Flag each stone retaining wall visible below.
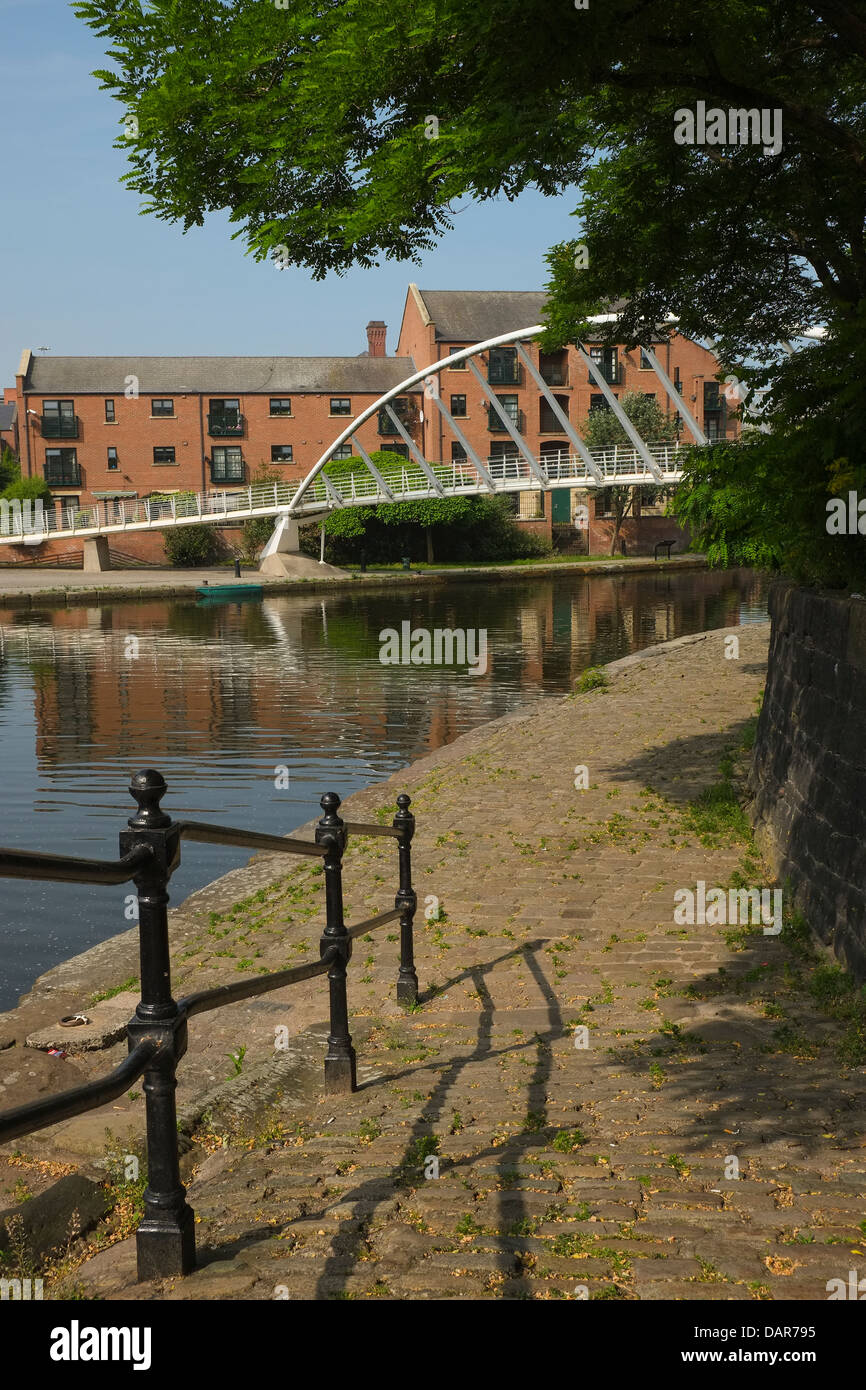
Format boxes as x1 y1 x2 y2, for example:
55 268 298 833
749 582 866 978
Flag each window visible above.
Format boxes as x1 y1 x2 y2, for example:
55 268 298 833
451 441 467 463
41 400 77 438
271 445 293 462
488 347 520 386
151 399 174 417
153 446 176 465
540 395 569 432
640 349 654 370
488 394 520 430
104 399 116 423
379 442 409 459
450 394 467 417
330 398 352 416
269 398 292 416
107 447 118 470
332 442 353 460
589 347 620 385
211 446 244 482
590 393 615 411
643 392 656 401
378 397 411 434
44 448 80 486
447 347 466 368
208 399 243 435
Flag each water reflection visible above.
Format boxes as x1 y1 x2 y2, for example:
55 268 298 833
0 567 767 1007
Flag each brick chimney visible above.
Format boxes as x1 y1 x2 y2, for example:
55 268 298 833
366 320 387 357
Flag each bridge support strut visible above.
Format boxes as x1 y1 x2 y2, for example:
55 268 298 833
82 536 112 572
258 514 345 579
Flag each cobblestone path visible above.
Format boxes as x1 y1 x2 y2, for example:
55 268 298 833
77 625 866 1300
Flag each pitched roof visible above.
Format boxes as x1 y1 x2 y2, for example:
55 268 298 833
416 290 547 342
23 357 421 395
414 289 653 345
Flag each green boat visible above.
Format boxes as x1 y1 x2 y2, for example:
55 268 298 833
195 583 264 603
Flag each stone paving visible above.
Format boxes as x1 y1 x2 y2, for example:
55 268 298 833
18 623 866 1299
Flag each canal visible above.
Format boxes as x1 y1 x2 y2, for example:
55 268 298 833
0 566 768 1009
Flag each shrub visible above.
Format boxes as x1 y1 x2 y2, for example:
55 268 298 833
163 523 223 567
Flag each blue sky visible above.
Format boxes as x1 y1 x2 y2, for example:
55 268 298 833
0 0 581 384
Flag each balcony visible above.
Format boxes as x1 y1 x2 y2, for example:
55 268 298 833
487 406 524 433
540 367 568 387
44 462 82 487
207 413 245 438
539 352 568 388
41 415 79 439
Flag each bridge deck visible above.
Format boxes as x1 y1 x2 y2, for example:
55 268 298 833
1 444 692 544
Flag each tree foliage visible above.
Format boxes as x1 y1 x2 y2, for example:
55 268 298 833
73 0 866 584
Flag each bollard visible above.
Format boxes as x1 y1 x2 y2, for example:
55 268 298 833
120 770 196 1281
394 794 419 1005
401 556 411 571
315 793 357 1093
234 557 241 578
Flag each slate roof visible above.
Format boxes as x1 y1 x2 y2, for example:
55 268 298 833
417 290 548 343
415 289 647 344
24 357 421 395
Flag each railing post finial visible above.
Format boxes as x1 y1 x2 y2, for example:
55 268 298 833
128 769 172 829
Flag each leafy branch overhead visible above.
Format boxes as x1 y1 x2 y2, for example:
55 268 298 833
73 1 865 361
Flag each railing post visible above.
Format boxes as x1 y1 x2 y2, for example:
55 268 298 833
393 794 419 1006
315 792 356 1093
120 770 195 1281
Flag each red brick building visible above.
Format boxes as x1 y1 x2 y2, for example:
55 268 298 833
4 289 734 559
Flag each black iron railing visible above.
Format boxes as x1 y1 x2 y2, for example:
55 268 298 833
207 413 245 437
41 415 80 440
0 771 419 1282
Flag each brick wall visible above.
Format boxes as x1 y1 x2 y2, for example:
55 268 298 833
749 582 866 979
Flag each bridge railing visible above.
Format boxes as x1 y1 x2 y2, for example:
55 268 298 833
0 771 420 1283
0 443 696 541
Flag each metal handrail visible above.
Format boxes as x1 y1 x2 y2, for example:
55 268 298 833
0 773 421 1284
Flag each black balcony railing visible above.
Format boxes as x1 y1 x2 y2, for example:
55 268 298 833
487 363 522 387
41 416 79 439
487 406 524 433
0 771 420 1283
588 362 623 387
540 368 568 387
43 464 82 487
207 414 245 437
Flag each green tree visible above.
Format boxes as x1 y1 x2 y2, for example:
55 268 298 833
0 446 19 491
73 1 866 583
580 392 677 555
1 475 52 504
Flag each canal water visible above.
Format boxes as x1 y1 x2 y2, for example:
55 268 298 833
0 567 768 1009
